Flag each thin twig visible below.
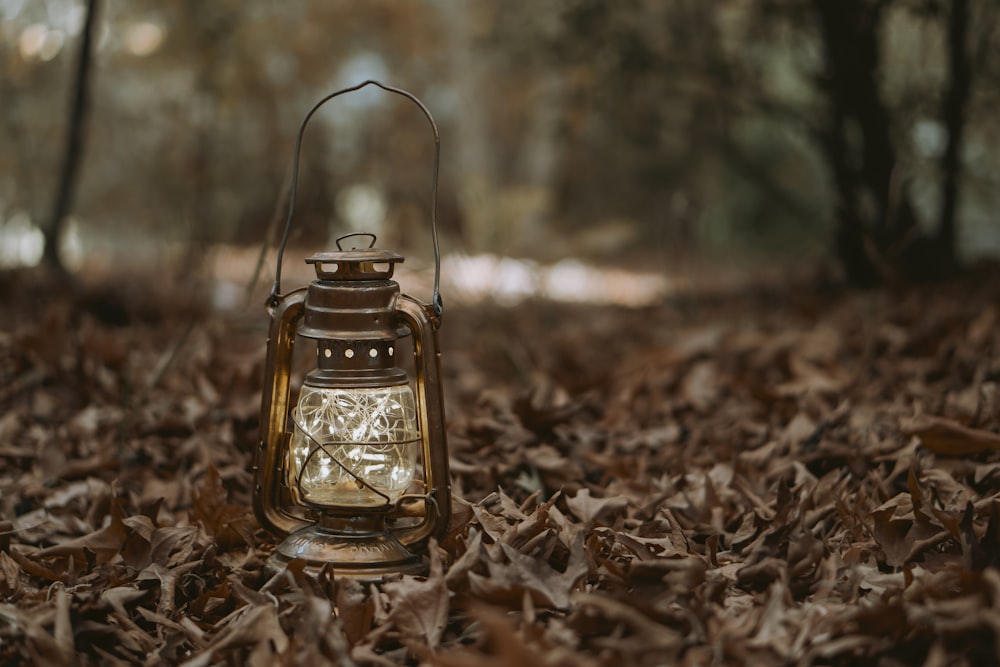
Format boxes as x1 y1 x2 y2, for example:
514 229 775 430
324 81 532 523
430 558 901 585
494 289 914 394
145 319 196 392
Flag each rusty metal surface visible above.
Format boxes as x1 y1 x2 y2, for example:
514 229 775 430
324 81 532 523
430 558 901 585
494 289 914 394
253 289 307 536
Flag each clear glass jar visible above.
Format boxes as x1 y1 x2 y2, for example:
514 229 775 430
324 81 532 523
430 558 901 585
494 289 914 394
288 384 419 507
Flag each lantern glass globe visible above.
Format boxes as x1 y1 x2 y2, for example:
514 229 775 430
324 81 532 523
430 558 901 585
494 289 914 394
289 384 419 507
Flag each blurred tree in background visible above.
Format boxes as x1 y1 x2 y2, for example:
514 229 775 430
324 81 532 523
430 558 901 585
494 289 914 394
810 0 996 284
0 0 997 283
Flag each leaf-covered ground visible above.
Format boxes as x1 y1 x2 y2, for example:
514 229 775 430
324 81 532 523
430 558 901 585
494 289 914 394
2 264 1000 666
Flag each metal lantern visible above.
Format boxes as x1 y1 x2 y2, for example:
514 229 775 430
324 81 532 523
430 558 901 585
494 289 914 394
254 81 450 577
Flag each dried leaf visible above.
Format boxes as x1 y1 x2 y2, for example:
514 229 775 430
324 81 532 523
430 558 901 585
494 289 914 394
190 463 254 549
33 493 130 566
336 578 375 645
470 532 588 610
902 414 1000 456
565 488 629 526
382 544 449 647
180 605 288 667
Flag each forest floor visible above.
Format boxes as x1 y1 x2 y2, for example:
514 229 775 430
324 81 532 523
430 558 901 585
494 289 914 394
2 259 1000 666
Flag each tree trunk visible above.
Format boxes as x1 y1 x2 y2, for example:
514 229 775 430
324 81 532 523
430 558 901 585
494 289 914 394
440 0 499 253
813 0 929 285
937 0 972 273
43 0 100 275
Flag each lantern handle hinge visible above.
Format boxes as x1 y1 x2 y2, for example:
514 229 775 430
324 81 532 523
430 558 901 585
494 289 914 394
270 80 443 320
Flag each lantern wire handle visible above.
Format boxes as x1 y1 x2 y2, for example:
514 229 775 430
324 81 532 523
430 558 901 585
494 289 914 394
269 80 444 319
336 232 378 250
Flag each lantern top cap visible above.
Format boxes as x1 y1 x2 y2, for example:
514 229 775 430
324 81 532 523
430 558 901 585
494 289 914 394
306 248 404 264
305 248 404 281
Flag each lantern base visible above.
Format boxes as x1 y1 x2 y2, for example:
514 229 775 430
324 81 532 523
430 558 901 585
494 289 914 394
268 522 426 579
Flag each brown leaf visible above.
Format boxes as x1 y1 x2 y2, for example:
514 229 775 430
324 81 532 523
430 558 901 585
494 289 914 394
747 580 795 657
469 531 588 610
870 500 914 568
15 595 77 667
432 604 599 667
446 528 485 588
777 354 846 396
513 374 579 434
100 586 158 653
7 547 68 583
902 414 1000 456
53 587 75 666
680 360 721 411
336 578 375 646
522 444 585 490
182 605 289 667
382 544 449 648
0 551 23 598
470 500 515 542
736 557 787 591
629 554 707 590
565 488 629 526
570 592 684 659
974 500 1000 569
33 493 130 567
190 463 254 549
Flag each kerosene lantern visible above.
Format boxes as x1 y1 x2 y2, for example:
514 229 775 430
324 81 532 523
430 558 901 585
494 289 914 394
254 81 450 577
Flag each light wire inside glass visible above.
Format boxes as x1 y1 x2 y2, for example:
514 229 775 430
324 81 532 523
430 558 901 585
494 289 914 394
288 384 420 508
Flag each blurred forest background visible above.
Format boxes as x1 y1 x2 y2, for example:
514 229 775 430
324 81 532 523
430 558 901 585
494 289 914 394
5 4 1000 663
1 0 1000 296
